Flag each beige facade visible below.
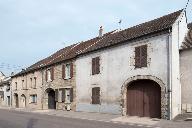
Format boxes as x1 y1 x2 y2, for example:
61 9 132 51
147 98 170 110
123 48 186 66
11 60 76 111
11 70 43 109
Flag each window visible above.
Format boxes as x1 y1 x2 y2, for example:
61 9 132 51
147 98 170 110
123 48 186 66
15 82 17 90
46 68 54 82
92 57 100 75
65 64 71 79
22 80 25 89
62 63 73 79
92 87 100 104
30 78 32 88
34 77 37 88
30 95 37 103
56 88 73 103
135 45 147 68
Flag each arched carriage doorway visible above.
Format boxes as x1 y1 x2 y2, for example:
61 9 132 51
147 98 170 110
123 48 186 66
126 79 161 118
46 88 56 109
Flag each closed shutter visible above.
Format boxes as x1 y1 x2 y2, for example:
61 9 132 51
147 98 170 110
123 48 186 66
51 67 54 80
70 63 73 78
55 89 58 102
62 65 65 79
135 45 147 68
45 70 48 81
61 88 65 102
141 45 147 67
92 87 100 104
70 88 73 102
135 46 141 68
92 58 96 75
95 57 100 74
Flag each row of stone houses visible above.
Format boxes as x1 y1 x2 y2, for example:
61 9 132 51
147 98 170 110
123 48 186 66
10 9 192 120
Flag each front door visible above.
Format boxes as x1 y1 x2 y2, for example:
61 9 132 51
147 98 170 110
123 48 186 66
127 80 161 118
48 90 56 109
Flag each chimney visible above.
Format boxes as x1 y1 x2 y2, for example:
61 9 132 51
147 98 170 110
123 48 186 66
99 26 103 37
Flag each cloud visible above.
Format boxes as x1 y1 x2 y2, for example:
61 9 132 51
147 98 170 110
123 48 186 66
0 0 189 75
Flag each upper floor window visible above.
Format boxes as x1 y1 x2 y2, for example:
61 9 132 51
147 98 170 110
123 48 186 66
30 78 32 88
22 80 25 89
135 45 147 68
15 82 17 90
92 57 100 75
34 77 37 88
46 68 54 82
92 87 100 104
62 63 73 79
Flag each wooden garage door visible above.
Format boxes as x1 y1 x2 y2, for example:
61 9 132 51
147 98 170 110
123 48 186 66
127 80 161 118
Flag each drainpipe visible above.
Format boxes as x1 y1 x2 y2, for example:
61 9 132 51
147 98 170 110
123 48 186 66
167 28 172 120
41 68 44 110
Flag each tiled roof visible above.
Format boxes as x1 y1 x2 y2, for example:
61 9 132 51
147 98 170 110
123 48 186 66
12 10 183 77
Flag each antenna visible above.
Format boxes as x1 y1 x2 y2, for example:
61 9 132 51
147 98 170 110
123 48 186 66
184 0 190 11
118 19 122 30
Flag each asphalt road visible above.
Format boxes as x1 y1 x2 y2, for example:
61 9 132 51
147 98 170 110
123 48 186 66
0 109 148 128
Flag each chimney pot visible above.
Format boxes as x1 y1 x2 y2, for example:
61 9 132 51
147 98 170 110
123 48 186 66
99 26 103 37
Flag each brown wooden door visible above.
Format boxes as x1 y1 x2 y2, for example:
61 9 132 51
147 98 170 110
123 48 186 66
127 80 161 118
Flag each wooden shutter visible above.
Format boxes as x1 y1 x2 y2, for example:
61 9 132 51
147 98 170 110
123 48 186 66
135 46 141 68
62 65 65 79
45 70 48 81
51 67 54 80
70 63 73 78
95 57 100 74
55 89 58 102
92 87 100 104
61 88 65 102
141 45 147 67
92 58 96 75
70 88 73 102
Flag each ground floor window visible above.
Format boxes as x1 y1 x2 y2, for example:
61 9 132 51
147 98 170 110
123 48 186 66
30 94 37 103
56 88 73 103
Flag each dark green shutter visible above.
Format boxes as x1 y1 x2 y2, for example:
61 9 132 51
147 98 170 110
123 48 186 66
62 88 65 102
70 88 73 102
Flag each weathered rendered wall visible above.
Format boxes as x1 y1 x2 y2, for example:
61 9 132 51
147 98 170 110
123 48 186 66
76 33 169 118
180 48 192 112
170 11 188 118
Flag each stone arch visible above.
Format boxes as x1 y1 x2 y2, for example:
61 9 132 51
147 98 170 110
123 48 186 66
44 88 56 109
121 75 167 119
20 94 26 108
14 93 19 108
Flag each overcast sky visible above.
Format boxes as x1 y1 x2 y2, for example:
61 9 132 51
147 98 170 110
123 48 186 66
0 0 191 76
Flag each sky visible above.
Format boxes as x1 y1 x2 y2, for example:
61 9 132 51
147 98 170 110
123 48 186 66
0 0 192 76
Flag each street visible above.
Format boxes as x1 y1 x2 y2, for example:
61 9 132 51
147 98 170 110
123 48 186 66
0 109 146 128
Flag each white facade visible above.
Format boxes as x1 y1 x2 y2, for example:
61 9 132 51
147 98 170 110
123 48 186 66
0 77 11 107
75 11 188 119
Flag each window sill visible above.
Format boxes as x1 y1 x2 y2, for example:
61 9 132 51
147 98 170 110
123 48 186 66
64 77 72 80
29 102 37 105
